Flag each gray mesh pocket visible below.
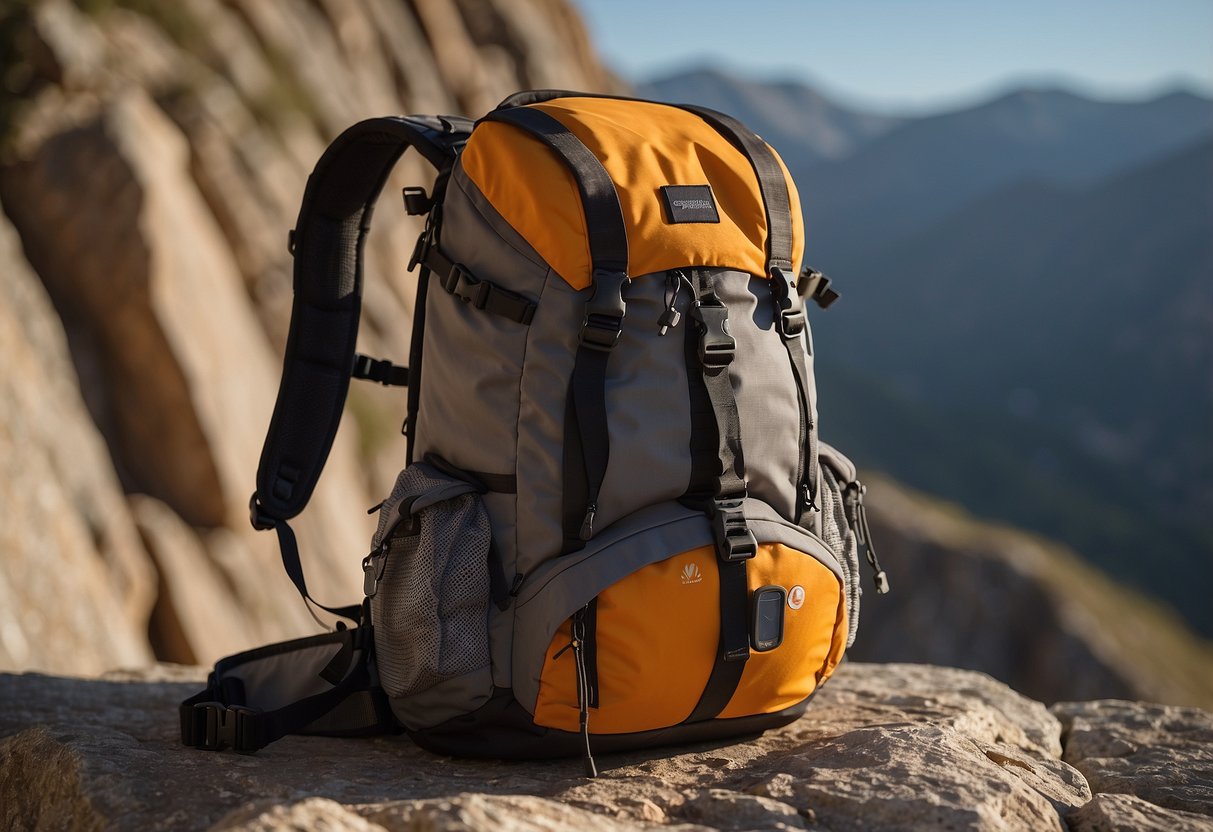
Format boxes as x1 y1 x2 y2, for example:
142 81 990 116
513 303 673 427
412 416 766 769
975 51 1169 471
819 463 862 648
370 463 492 701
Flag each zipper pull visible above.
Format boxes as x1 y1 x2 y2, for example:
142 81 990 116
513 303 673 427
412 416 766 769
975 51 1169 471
361 544 388 597
658 270 684 336
571 608 599 778
799 481 819 515
847 483 889 595
579 502 598 541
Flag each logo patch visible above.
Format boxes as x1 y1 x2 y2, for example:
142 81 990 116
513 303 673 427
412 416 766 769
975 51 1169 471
681 562 703 585
787 585 806 610
660 184 720 224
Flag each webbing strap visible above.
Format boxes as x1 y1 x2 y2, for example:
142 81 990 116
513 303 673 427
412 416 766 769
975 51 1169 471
250 115 469 613
421 244 536 325
482 107 628 273
679 105 794 274
180 627 393 754
485 106 630 550
685 271 752 724
683 105 817 522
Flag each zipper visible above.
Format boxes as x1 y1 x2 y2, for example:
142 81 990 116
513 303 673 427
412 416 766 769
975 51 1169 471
844 482 889 594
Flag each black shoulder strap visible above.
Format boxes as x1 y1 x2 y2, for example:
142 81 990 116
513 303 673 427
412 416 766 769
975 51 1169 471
250 115 471 618
482 105 630 551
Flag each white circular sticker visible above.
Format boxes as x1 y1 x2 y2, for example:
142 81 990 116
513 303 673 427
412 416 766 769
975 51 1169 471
788 585 806 610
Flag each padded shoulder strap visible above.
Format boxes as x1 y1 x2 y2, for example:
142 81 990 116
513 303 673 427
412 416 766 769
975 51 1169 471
253 115 470 524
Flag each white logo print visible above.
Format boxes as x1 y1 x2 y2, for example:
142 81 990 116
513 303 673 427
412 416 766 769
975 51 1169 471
681 562 703 585
672 198 713 211
788 585 806 610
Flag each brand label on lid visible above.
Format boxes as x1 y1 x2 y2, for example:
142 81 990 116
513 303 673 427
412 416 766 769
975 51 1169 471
660 184 720 224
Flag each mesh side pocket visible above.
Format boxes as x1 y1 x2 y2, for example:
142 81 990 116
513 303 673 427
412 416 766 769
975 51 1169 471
819 464 861 648
371 464 492 700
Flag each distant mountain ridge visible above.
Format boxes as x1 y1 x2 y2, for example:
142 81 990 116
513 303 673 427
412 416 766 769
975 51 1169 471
642 66 1213 635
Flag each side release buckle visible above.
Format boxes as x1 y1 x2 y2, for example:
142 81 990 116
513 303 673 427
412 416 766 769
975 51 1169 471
579 269 629 351
712 498 757 561
692 302 736 367
770 266 806 339
188 702 261 754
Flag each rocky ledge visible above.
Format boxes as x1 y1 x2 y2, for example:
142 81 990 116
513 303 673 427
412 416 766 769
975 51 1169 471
1 663 1210 831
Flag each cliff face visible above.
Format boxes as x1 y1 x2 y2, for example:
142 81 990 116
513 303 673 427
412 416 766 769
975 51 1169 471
0 0 616 672
0 0 1210 711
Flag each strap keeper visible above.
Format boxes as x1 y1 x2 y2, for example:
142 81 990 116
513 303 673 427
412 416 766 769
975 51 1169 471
711 498 757 561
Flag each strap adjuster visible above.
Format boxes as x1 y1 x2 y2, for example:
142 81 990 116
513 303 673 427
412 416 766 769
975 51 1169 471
692 303 736 367
579 269 629 351
189 702 261 754
711 498 757 561
770 266 806 339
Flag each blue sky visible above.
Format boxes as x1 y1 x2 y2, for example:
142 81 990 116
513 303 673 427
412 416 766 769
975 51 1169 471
572 0 1213 113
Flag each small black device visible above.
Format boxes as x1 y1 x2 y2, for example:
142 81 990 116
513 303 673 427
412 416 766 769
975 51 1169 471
751 585 786 652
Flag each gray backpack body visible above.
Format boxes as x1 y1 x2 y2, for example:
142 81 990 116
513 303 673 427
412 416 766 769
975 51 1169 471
180 91 886 773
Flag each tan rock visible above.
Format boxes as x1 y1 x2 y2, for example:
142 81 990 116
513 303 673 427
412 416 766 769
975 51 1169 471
1053 699 1213 817
0 198 154 675
1067 793 1213 832
0 662 1122 831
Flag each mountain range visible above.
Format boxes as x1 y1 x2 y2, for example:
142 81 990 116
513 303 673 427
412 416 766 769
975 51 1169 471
640 69 1213 635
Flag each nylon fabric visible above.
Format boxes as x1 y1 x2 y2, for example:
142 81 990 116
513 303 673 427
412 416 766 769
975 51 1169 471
532 539 844 734
461 98 804 289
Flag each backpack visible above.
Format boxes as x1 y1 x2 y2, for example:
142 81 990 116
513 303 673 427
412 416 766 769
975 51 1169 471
179 90 888 775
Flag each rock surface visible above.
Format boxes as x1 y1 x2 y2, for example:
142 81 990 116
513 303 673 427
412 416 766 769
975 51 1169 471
2 663 1210 831
1053 699 1213 817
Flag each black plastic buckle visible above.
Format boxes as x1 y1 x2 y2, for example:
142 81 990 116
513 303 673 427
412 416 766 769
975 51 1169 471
402 186 433 216
711 498 757 561
799 267 840 309
770 266 806 339
248 494 276 531
190 702 260 754
442 264 490 308
578 269 629 351
692 303 736 367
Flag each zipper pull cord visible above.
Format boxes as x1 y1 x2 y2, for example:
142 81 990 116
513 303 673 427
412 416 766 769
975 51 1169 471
572 609 598 778
851 484 889 594
658 270 685 335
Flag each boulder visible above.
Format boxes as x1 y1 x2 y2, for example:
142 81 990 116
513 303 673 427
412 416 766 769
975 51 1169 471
4 663 1210 831
1053 699 1213 817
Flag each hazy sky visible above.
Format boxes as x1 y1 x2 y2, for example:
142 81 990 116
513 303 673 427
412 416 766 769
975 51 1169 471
572 0 1213 113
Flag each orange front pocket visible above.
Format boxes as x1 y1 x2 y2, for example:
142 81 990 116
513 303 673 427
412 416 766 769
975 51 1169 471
533 541 846 734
